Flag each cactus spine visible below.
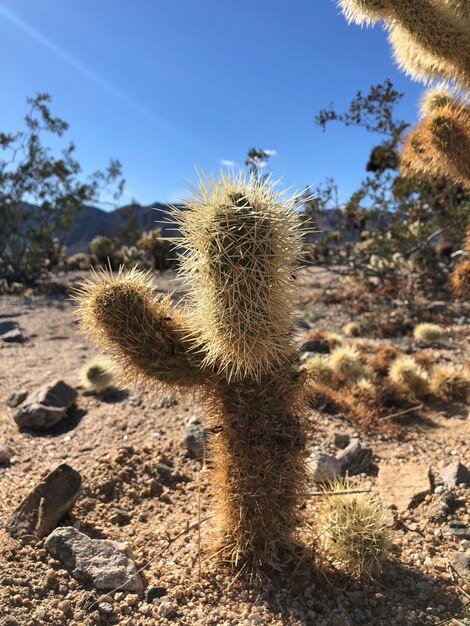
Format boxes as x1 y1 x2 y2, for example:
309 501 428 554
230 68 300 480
75 173 309 574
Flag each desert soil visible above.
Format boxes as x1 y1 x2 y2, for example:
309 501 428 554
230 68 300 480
0 267 469 626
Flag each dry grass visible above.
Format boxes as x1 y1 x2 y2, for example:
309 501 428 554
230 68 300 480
372 343 400 375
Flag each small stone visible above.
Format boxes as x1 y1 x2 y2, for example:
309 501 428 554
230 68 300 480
451 552 470 582
146 587 167 603
377 463 431 512
45 527 142 591
426 301 447 313
128 395 142 407
300 339 330 354
13 380 77 431
6 464 82 538
332 432 350 449
160 396 178 408
58 600 71 612
439 460 470 488
309 452 341 484
0 445 14 464
158 601 176 618
109 509 131 526
6 391 28 408
448 520 470 540
126 594 139 606
98 602 113 614
426 491 456 523
1 328 24 343
184 416 208 459
335 438 373 475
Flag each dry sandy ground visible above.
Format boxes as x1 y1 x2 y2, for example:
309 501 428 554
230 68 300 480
0 268 469 626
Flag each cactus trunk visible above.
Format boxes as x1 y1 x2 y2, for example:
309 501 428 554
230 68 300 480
208 373 307 572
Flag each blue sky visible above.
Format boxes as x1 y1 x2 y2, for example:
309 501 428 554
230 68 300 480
0 0 423 208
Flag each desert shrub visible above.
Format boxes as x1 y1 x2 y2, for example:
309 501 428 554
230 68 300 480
137 228 173 270
66 253 91 271
372 344 400 375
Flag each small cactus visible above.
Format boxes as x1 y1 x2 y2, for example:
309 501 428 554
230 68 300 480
430 365 470 402
389 356 429 398
80 355 114 393
316 478 392 578
328 346 367 384
413 322 444 344
343 321 361 337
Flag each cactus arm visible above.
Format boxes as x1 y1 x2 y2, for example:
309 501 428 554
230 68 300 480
74 268 205 389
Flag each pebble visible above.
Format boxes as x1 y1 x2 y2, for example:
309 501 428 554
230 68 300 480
98 602 113 615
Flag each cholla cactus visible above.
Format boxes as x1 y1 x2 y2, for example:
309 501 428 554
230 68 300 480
389 356 429 398
402 100 470 189
329 346 367 384
75 172 309 574
337 1 470 190
413 322 444 344
430 365 470 401
343 321 361 337
137 228 170 271
80 355 114 393
316 478 392 578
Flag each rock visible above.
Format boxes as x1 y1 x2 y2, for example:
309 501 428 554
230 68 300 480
377 463 431 512
160 396 178 408
0 321 23 342
6 390 28 408
6 464 82 538
109 508 131 526
184 416 208 459
45 527 142 591
300 339 330 354
439 460 470 488
157 601 176 618
13 380 77 430
426 490 457 522
426 301 447 313
335 438 373 475
98 602 114 614
309 452 341 484
1 328 24 343
448 520 470 540
146 586 168 603
0 445 14 464
332 432 350 449
451 553 470 582
128 395 142 407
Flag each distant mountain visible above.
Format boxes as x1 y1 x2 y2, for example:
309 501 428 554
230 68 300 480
64 202 179 254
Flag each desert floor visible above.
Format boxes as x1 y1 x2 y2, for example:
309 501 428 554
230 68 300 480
0 267 469 626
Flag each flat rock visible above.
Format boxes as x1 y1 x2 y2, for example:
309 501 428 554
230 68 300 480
1 328 23 343
377 463 431 512
439 460 470 488
45 527 142 591
13 380 77 430
426 490 456 522
426 301 447 313
336 438 373 475
184 416 208 459
6 464 82 538
448 520 470 540
6 390 28 408
309 452 341 484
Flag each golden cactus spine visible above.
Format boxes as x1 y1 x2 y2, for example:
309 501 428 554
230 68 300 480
75 173 309 574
